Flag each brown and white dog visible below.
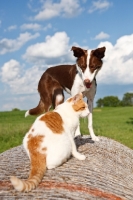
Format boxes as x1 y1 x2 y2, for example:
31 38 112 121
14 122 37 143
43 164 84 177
25 46 106 141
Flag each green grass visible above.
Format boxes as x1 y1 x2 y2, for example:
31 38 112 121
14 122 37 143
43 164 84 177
80 107 133 149
0 111 36 153
0 107 133 153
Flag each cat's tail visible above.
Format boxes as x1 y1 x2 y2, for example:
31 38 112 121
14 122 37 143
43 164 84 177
10 151 46 192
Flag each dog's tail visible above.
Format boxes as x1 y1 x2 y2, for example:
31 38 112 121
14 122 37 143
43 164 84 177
25 99 45 117
10 136 46 192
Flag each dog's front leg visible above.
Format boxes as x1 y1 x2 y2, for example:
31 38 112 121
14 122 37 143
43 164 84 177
87 98 99 141
86 80 99 141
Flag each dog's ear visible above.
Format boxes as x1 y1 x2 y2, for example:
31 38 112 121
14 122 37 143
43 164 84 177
92 46 106 59
71 46 85 58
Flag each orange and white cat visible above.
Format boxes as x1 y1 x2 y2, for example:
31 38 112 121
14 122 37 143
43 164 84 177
10 93 89 192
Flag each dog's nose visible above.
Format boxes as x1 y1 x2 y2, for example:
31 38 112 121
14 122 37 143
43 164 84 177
84 79 92 88
84 79 90 84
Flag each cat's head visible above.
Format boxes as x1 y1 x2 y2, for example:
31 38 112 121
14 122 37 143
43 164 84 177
67 93 90 117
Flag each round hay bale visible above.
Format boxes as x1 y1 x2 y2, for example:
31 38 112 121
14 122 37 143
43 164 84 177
0 136 133 200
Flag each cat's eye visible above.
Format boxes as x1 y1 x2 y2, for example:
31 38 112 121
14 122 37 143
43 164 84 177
81 106 85 110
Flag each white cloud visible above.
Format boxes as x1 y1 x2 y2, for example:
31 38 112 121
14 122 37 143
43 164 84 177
43 23 52 31
94 31 110 40
88 0 112 13
0 32 40 55
0 59 44 94
20 23 52 32
7 25 17 31
97 34 133 84
32 0 82 21
23 31 73 64
1 94 40 111
20 23 42 31
1 59 22 82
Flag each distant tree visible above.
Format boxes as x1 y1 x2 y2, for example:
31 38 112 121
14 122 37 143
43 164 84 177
103 96 120 107
121 93 133 106
12 108 20 111
96 98 103 107
96 96 120 107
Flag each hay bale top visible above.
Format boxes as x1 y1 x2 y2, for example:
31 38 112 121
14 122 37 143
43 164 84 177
0 136 133 200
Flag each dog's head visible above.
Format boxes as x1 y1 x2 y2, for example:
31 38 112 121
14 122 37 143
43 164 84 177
71 46 106 89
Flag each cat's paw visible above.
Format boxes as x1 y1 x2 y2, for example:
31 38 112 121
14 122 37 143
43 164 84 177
92 136 99 142
78 154 86 160
74 152 86 160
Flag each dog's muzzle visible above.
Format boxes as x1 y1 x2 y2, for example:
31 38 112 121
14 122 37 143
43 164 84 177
84 79 92 88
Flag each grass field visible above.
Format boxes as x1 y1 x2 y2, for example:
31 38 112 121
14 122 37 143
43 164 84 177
0 107 133 153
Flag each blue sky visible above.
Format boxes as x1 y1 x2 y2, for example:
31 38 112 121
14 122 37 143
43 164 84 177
0 0 133 111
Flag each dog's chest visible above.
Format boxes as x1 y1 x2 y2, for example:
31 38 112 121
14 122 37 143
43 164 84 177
70 73 86 96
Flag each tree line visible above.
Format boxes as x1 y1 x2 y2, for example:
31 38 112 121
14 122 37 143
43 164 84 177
96 93 133 107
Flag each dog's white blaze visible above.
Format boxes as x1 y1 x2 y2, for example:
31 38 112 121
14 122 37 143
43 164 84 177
83 49 98 82
83 50 91 81
87 49 91 68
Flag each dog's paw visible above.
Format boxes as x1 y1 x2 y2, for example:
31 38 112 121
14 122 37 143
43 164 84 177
92 136 99 142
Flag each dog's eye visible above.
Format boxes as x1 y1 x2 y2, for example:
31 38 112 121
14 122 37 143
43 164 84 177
81 66 86 71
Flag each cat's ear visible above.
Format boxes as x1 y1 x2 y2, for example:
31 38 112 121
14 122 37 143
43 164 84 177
72 93 83 104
